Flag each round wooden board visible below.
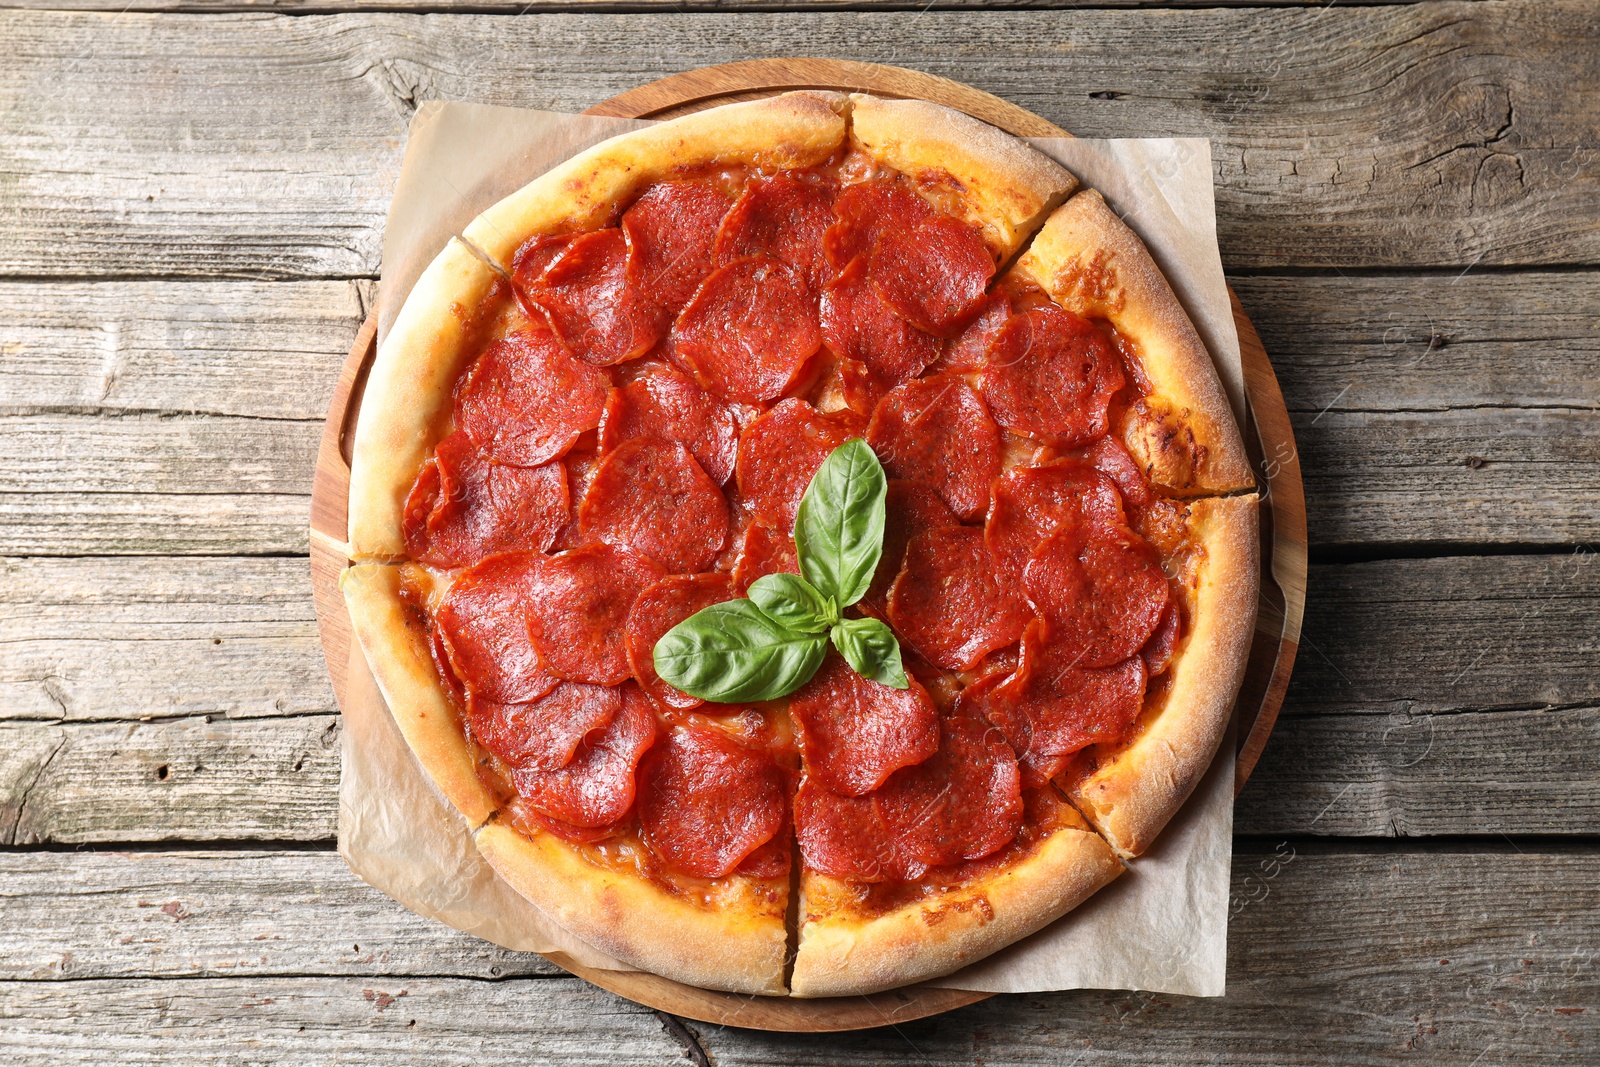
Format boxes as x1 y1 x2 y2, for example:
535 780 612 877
307 59 1307 1033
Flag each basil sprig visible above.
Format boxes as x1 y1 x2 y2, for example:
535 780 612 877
653 438 909 702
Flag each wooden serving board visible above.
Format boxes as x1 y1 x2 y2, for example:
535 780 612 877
307 59 1307 1033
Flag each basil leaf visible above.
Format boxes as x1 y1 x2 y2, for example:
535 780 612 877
747 573 837 634
653 599 828 702
830 615 909 689
795 438 887 608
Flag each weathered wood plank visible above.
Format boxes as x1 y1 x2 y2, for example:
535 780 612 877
0 715 340 845
0 556 334 723
1238 705 1600 836
0 847 1594 1064
0 279 367 421
0 850 559 980
1233 270 1600 414
1 4 1595 278
1287 554 1600 716
0 492 311 556
0 551 1595 839
0 414 317 496
0 976 679 1066
0 0 1460 11
1297 406 1600 548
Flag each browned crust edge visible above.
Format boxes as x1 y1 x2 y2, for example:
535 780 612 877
462 90 850 268
1062 494 1259 856
346 240 502 560
848 93 1078 259
473 822 789 995
340 563 498 827
1014 189 1254 494
789 810 1124 998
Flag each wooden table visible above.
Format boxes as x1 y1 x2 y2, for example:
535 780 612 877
1 3 1596 1062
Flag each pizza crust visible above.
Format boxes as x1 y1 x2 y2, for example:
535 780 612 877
1061 494 1259 856
473 822 789 995
463 91 850 269
1014 189 1254 494
790 802 1122 997
341 563 498 827
848 93 1077 259
346 239 503 560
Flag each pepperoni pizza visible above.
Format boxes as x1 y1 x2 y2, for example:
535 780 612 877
340 92 1258 997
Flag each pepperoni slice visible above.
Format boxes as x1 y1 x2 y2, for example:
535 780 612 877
672 256 821 404
523 544 666 685
1142 601 1182 677
402 432 569 567
866 375 1003 522
578 438 728 573
625 573 738 712
1023 523 1170 668
510 682 657 827
795 704 1021 882
736 822 793 879
940 289 1012 372
731 523 800 594
981 304 1125 445
597 364 739 484
864 479 960 609
869 213 995 337
622 179 733 317
888 525 1029 672
467 682 622 772
517 804 627 845
874 703 1023 872
734 399 863 534
985 460 1127 586
790 653 939 797
1071 434 1157 507
435 553 557 704
820 256 941 404
960 621 1148 786
638 726 786 879
454 329 610 467
510 234 575 294
525 229 664 366
714 172 836 290
793 779 892 880
548 445 601 552
824 179 936 268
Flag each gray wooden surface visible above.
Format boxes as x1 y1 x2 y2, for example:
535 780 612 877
0 2 1596 1062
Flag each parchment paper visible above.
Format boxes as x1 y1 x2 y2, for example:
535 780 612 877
344 100 1239 997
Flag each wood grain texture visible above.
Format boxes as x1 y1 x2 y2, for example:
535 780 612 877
1287 554 1600 717
0 851 559 980
0 553 1593 840
0 847 1594 1064
0 556 335 723
0 0 1461 11
0 280 369 420
0 4 1595 278
1232 271 1600 414
1296 406 1599 548
0 414 317 495
0 977 679 1066
1239 704 1600 836
0 492 311 557
0 715 340 845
